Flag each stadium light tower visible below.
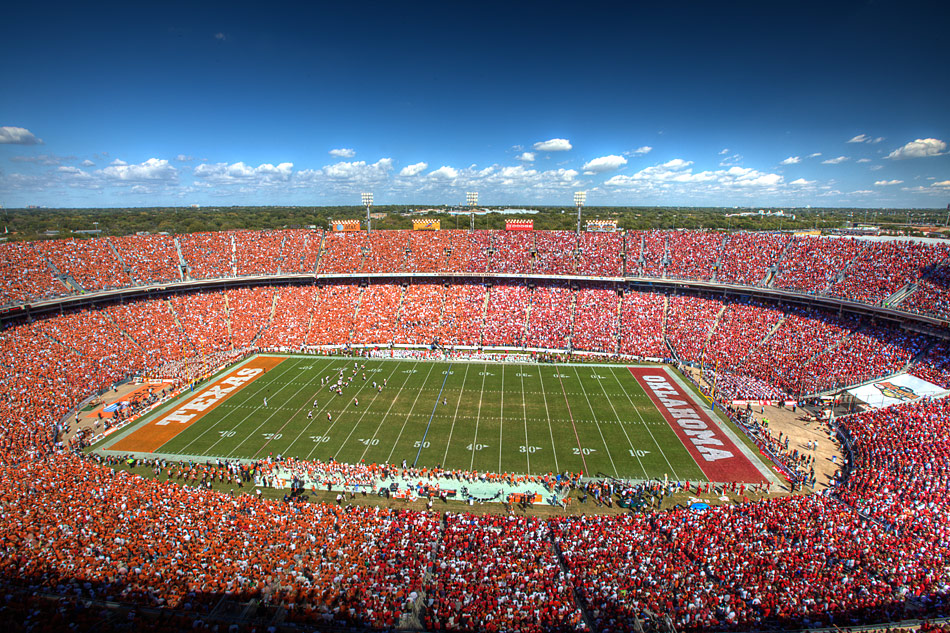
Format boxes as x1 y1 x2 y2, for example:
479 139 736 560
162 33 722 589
466 191 478 231
574 191 587 234
362 192 374 233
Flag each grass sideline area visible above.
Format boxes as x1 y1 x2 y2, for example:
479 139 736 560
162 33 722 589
96 354 774 483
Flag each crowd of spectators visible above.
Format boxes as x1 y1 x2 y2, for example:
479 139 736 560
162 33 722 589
0 275 949 631
35 237 133 291
618 290 668 358
179 231 235 280
489 230 533 274
571 286 620 353
772 235 864 293
233 230 285 276
828 241 950 305
9 229 950 327
0 241 67 305
665 295 723 363
717 232 790 286
482 284 531 347
577 232 623 277
362 231 410 273
534 230 578 275
525 285 573 349
110 234 181 285
424 513 585 632
351 283 403 344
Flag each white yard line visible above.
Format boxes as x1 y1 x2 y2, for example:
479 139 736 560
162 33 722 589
609 366 683 480
175 358 303 455
572 366 619 477
384 362 439 464
536 369 560 473
469 365 489 471
326 363 408 460
441 363 471 465
590 368 649 479
520 368 530 475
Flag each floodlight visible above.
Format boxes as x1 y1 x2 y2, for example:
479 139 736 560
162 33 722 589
466 191 478 207
362 192 374 233
574 191 587 233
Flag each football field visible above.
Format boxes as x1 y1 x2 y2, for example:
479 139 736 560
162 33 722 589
99 355 772 482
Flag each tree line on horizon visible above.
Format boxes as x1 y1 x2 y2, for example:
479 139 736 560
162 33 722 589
0 205 945 241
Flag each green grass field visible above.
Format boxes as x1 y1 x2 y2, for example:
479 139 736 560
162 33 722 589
101 355 757 481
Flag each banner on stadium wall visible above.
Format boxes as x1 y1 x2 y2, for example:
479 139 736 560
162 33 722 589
847 373 945 409
331 220 361 232
506 219 533 231
732 399 798 407
413 219 441 231
586 220 618 232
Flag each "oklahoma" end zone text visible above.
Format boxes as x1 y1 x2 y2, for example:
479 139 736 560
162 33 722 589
642 375 734 462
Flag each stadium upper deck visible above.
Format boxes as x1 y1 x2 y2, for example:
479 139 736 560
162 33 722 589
4 229 950 325
1 228 950 631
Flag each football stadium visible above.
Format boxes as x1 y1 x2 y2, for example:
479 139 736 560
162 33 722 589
4 1 950 631
2 226 950 632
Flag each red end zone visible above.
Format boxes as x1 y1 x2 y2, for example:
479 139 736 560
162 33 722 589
629 367 767 483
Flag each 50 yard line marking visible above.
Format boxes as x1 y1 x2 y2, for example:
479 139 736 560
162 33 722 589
385 362 438 464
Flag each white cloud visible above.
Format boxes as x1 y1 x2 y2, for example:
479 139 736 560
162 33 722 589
399 162 428 177
932 180 950 188
80 159 95 167
870 165 884 171
193 161 293 185
99 158 178 183
886 138 947 160
847 134 870 143
874 179 904 186
532 138 572 152
321 158 392 180
780 156 801 165
856 158 871 163
110 159 128 166
630 146 652 156
790 178 814 185
582 154 627 173
517 152 535 162
176 154 194 162
604 158 783 190
9 154 73 166
821 156 849 164
807 152 822 158
718 153 742 166
429 165 459 179
718 148 730 155
329 148 356 158
0 126 42 145
214 32 226 41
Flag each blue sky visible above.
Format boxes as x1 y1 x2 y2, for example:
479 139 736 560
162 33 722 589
1 1 948 208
